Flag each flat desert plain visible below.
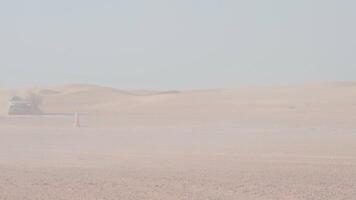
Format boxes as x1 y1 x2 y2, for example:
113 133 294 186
0 82 356 199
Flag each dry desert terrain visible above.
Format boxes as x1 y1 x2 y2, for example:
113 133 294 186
0 82 356 199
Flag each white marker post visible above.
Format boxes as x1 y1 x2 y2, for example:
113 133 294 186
74 112 80 128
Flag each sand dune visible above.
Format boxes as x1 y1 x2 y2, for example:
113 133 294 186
1 82 356 127
2 82 355 115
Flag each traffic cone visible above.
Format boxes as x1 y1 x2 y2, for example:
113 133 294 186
74 112 80 128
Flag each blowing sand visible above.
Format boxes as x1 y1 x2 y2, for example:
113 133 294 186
0 82 356 199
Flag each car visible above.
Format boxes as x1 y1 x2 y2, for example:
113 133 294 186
8 102 35 115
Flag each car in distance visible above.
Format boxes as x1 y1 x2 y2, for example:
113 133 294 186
8 102 34 115
7 96 42 115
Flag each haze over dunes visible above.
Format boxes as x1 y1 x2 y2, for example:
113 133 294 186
1 0 355 198
1 81 355 124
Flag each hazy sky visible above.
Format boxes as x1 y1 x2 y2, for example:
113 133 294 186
1 0 355 89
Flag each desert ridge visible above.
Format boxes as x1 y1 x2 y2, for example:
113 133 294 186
1 82 355 118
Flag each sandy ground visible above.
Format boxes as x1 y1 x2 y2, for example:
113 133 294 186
0 82 356 199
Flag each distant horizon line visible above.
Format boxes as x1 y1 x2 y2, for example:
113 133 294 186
2 80 356 91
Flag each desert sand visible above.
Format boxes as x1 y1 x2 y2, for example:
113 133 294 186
0 82 356 199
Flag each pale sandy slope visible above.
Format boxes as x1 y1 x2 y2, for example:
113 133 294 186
0 82 356 200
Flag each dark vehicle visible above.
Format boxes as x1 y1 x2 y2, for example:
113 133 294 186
8 95 42 115
8 102 34 115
